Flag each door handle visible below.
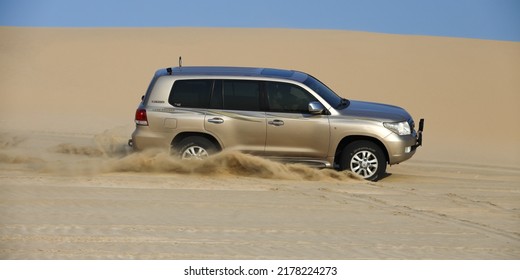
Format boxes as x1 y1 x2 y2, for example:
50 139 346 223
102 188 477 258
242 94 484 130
208 117 224 124
268 119 284 126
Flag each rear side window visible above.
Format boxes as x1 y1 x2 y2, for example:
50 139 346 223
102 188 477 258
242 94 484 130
222 80 261 111
169 80 212 108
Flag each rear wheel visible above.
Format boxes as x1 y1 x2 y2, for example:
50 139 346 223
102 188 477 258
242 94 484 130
175 136 218 160
339 140 386 181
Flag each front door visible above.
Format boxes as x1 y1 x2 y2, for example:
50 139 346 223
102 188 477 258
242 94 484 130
264 81 330 158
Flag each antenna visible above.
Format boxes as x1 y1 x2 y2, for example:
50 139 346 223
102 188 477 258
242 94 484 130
179 56 182 67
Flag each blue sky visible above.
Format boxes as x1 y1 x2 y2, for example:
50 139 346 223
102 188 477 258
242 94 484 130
1 0 519 41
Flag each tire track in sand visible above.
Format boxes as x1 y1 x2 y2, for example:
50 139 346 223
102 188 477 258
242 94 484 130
288 184 520 244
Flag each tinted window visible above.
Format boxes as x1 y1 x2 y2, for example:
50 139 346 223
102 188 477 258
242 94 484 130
209 80 223 109
303 76 343 109
266 81 318 113
169 80 212 108
222 80 261 111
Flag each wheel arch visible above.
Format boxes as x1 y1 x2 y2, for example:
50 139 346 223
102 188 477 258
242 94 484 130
171 132 222 151
334 135 389 166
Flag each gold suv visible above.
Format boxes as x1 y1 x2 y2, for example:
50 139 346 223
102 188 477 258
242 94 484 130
130 66 424 181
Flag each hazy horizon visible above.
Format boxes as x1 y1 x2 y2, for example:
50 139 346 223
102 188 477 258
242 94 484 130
1 0 519 42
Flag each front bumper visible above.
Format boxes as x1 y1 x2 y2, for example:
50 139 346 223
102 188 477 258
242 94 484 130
386 118 424 165
412 118 424 150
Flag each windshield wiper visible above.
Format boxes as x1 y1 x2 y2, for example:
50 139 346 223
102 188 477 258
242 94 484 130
338 98 350 108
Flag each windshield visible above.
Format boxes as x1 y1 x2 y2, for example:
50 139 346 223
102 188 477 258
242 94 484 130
303 76 346 109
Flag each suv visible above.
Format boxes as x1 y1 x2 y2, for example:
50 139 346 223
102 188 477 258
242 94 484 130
130 66 424 181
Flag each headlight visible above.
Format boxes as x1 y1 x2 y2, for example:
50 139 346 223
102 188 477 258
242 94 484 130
384 121 411 135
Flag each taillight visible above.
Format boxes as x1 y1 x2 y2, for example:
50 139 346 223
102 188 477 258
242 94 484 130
135 109 148 126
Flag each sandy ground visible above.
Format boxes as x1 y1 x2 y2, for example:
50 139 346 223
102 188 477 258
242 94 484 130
0 27 519 259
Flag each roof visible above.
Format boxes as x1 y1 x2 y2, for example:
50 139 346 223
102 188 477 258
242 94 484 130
159 66 309 82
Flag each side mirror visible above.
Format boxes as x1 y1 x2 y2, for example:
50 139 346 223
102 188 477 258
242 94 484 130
308 101 325 115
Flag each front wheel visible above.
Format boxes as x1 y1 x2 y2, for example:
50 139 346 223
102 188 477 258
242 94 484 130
175 136 218 160
339 140 387 181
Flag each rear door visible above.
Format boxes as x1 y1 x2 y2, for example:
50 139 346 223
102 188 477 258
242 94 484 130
204 80 266 154
264 81 330 158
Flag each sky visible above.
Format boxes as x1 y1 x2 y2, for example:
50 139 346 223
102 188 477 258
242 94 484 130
1 0 519 42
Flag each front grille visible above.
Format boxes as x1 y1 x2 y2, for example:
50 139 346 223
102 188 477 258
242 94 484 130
408 119 415 131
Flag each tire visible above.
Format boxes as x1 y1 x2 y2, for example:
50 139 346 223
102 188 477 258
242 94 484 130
175 136 218 160
339 140 387 181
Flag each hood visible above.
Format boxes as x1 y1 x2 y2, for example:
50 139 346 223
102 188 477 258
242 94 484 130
338 100 411 122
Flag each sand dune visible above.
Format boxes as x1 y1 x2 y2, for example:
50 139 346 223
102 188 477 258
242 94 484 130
0 27 519 259
1 27 519 166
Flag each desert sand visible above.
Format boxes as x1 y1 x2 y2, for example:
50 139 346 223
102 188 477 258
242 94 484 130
0 27 519 259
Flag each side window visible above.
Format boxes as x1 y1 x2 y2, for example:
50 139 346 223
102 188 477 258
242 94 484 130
222 80 261 111
209 80 223 109
266 81 318 113
169 80 212 108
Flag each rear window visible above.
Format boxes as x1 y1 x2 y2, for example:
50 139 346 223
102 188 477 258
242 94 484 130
169 80 212 108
